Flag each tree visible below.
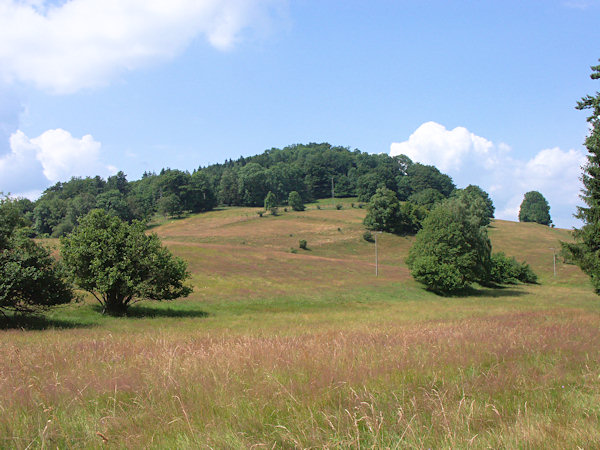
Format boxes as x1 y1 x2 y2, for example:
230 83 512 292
562 60 600 292
407 198 492 294
0 196 73 315
288 191 305 211
264 191 278 215
61 209 192 315
363 187 425 235
463 185 494 221
157 193 183 218
363 187 403 233
519 191 551 225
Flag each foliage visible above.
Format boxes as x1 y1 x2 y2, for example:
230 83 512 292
61 210 192 315
288 191 305 211
364 187 425 235
0 196 73 315
264 191 278 215
407 198 492 294
397 163 455 200
157 193 183 218
490 252 538 284
463 185 495 220
362 230 375 242
408 188 445 210
21 143 459 237
562 60 600 292
519 191 551 225
299 239 308 250
336 203 343 210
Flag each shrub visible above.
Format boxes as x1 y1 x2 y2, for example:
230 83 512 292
363 231 375 243
490 252 538 284
299 239 307 250
336 204 343 210
288 191 305 211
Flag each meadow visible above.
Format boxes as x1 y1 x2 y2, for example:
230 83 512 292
1 200 599 448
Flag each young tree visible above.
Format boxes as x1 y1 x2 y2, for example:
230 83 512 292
288 191 305 211
0 196 73 316
264 191 278 215
407 198 492 294
61 209 192 315
519 191 552 225
563 60 600 292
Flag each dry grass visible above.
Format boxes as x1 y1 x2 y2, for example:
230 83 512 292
1 207 599 448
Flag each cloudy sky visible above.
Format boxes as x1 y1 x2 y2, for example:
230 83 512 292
0 0 598 227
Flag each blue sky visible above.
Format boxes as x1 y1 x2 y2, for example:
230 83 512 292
0 0 598 227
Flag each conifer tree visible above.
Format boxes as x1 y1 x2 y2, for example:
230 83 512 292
563 60 600 292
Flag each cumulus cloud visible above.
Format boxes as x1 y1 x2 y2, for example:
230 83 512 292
0 129 115 196
0 0 285 93
390 122 586 228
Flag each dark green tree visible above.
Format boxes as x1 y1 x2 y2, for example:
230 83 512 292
363 187 424 235
519 191 551 225
288 191 305 211
0 196 73 315
407 198 492 294
408 188 445 211
61 210 192 315
463 185 494 220
157 193 183 218
562 60 600 292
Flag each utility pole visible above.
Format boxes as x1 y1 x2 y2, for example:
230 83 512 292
331 177 335 208
549 247 557 277
375 231 382 276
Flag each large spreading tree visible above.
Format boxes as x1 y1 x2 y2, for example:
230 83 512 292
61 209 192 315
563 60 600 292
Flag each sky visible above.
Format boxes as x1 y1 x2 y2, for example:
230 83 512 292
0 0 599 228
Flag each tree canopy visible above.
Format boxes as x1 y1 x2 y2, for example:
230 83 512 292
562 60 600 292
0 196 73 315
61 209 192 315
407 197 492 294
519 191 552 225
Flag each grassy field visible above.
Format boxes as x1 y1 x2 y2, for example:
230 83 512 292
1 200 599 448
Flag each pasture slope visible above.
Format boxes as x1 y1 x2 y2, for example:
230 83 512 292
1 199 599 448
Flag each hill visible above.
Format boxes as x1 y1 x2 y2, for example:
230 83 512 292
1 203 599 448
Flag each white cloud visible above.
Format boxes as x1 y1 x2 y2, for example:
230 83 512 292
390 122 586 228
0 0 286 93
0 129 115 196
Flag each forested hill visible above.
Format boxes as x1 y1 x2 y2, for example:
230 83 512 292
14 143 457 237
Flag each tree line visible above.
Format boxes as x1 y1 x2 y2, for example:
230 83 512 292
14 143 460 238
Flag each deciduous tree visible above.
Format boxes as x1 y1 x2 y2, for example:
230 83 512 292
61 209 192 315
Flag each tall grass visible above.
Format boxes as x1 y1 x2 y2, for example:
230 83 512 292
1 209 598 448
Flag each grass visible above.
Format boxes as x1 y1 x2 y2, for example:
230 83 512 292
1 206 599 448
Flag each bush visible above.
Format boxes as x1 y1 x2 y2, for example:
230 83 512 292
336 204 343 210
490 252 538 284
299 239 308 250
363 231 375 243
288 191 305 211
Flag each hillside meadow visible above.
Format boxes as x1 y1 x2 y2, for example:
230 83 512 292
1 200 599 448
